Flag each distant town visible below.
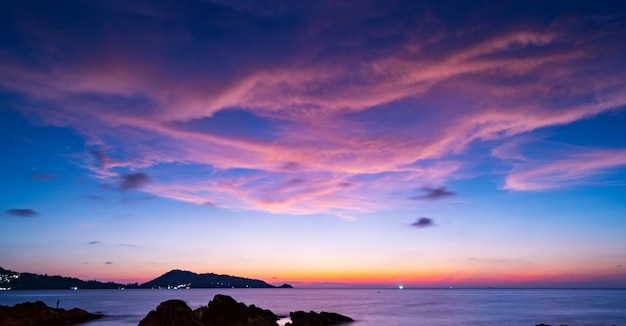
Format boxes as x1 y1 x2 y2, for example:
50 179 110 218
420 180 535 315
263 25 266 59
0 270 19 290
0 267 291 290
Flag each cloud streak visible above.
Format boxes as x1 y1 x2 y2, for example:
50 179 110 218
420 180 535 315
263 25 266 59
6 209 38 217
504 149 626 191
411 187 455 201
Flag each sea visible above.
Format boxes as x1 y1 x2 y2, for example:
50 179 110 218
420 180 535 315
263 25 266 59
1 288 625 326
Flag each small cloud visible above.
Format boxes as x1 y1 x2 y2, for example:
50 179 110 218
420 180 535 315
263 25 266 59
338 182 353 187
410 187 455 200
118 172 150 191
616 264 623 268
88 241 100 245
31 173 59 181
6 208 38 217
105 261 113 265
410 217 434 228
203 201 217 207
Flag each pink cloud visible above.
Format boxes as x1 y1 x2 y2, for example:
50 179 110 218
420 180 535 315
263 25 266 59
504 149 626 191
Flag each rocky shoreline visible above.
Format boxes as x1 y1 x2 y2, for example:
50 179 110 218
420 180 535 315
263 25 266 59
0 300 103 326
138 294 354 326
0 294 354 326
0 296 587 326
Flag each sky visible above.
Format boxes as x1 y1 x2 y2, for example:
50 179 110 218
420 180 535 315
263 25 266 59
1 0 626 288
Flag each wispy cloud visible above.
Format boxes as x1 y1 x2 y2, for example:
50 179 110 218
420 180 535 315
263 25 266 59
501 148 626 191
6 208 38 217
88 241 100 245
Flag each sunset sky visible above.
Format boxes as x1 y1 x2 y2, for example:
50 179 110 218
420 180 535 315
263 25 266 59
1 0 625 288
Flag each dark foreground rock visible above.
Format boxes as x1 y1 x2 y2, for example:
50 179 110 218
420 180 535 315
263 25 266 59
195 294 278 326
138 299 203 326
287 310 354 326
139 294 278 326
139 294 353 326
0 301 103 326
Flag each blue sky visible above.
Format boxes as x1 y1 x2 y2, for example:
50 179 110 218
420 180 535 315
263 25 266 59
1 0 625 287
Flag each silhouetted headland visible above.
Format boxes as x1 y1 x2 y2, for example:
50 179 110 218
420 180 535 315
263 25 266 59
140 269 292 289
0 266 292 290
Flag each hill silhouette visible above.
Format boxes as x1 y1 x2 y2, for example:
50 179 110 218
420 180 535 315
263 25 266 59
0 266 125 289
0 266 292 289
140 269 292 288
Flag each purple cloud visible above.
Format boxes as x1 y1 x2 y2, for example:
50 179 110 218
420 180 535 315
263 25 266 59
411 187 455 200
411 217 435 228
118 173 150 191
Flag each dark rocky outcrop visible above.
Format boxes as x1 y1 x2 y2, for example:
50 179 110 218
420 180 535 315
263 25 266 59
0 301 103 326
287 310 354 326
139 294 278 326
139 294 353 326
197 294 278 326
138 299 203 326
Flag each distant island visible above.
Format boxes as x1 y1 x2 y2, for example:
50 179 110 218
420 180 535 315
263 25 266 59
0 266 292 290
141 269 293 289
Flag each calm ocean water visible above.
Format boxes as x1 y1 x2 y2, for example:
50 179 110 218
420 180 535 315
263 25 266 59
1 288 625 326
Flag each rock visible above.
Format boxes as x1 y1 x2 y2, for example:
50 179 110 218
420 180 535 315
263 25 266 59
139 295 278 326
138 299 202 326
287 310 354 326
197 294 278 326
138 294 352 326
0 300 102 326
